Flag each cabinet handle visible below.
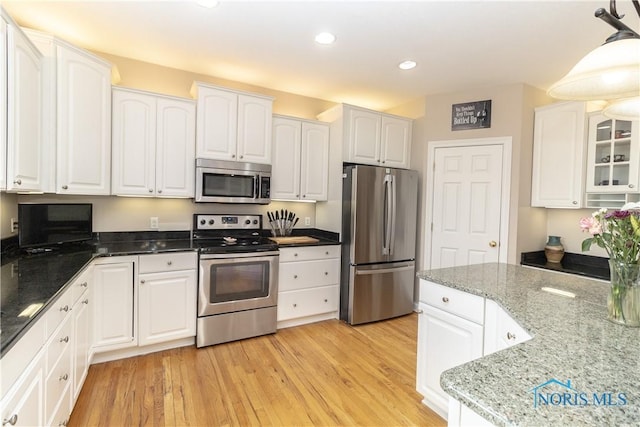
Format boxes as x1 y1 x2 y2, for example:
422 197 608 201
302 194 306 198
59 336 69 343
489 241 497 248
507 332 516 341
80 282 88 288
82 299 89 304
167 261 172 266
294 253 298 257
294 275 298 279
158 189 162 194
59 373 69 381
240 155 244 159
382 160 386 164
442 297 449 303
232 154 236 158
62 185 68 190
324 299 328 303
140 279 146 284
572 201 578 205
58 420 69 427
325 251 329 255
293 303 297 308
296 194 299 197
59 305 69 312
324 272 328 275
149 188 153 193
629 184 635 189
13 179 21 185
3 414 18 426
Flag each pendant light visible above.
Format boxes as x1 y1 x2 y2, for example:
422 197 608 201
603 96 640 120
547 0 640 103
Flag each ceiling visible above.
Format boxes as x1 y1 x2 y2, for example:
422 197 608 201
3 0 639 111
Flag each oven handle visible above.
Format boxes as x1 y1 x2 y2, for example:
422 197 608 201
200 250 280 260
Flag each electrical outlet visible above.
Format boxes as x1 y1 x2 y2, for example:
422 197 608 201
10 218 18 233
150 217 159 229
304 217 311 226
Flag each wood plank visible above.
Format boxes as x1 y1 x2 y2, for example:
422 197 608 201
69 314 445 426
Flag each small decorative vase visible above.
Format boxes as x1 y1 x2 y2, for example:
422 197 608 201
608 260 640 327
544 236 564 263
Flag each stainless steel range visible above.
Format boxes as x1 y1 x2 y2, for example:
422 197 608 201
193 214 279 348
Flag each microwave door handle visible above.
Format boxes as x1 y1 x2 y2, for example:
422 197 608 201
254 175 259 199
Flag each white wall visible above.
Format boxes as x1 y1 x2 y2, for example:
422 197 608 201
546 208 607 258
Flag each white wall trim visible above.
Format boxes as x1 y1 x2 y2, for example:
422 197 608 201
422 136 512 270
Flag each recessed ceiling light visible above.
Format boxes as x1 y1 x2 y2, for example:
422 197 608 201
315 32 336 45
196 0 219 8
398 60 417 70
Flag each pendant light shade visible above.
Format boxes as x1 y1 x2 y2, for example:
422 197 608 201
603 96 640 120
547 38 640 101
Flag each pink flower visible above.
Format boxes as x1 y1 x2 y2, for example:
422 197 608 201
579 216 602 235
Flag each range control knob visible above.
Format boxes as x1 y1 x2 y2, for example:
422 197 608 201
209 219 215 225
200 219 206 225
245 219 251 225
253 220 258 224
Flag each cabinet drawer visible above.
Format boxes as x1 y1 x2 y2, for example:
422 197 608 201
420 280 484 325
277 285 339 321
48 382 71 427
279 259 340 291
45 289 72 337
279 245 340 262
44 340 71 424
45 315 73 375
69 266 92 305
138 252 197 273
0 319 45 400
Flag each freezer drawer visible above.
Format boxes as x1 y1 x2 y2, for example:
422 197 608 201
346 261 415 325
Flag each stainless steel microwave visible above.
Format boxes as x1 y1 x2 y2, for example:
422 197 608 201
195 158 271 204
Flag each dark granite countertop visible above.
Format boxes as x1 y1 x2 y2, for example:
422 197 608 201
0 228 340 356
418 263 640 426
521 251 609 281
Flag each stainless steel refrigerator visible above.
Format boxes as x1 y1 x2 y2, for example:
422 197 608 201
341 164 418 325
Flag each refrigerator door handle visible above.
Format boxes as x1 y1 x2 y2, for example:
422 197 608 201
383 174 393 255
390 174 397 256
355 264 414 275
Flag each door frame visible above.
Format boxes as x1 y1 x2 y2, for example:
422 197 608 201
423 136 512 270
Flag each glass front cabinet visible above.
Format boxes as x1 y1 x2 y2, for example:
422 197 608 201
586 113 639 199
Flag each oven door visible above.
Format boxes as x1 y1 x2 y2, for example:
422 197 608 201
198 251 279 316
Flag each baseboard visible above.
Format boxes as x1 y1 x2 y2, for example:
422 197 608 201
91 337 195 364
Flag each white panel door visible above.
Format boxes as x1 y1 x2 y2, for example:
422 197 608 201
271 117 301 199
156 97 195 197
300 121 329 201
6 24 42 192
111 89 156 196
347 106 381 165
381 115 411 169
0 17 7 191
195 86 237 160
237 94 272 164
56 45 111 195
431 144 504 268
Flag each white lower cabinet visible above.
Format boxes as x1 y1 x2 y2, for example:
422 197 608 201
138 253 197 346
417 279 532 426
92 257 137 352
44 314 72 426
277 246 341 328
71 268 92 405
0 352 45 427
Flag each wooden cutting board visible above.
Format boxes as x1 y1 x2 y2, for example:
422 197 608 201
269 236 320 244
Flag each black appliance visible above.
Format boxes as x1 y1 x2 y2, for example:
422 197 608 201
18 203 92 250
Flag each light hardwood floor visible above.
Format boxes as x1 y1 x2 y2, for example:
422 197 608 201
70 314 445 426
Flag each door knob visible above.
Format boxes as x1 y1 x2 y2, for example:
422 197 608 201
489 241 497 247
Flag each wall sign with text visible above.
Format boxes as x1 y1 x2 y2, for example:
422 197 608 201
451 100 492 130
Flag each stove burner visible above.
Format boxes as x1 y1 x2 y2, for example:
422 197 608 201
192 214 277 254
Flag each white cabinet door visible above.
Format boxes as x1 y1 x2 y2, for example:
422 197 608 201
71 288 91 404
138 270 197 346
92 261 136 351
0 353 44 427
416 302 483 419
195 86 238 160
531 102 586 208
237 94 272 164
300 121 329 201
6 24 42 192
0 17 7 191
111 89 156 196
56 44 111 195
347 106 381 165
271 116 301 200
381 115 411 169
483 299 531 356
156 97 195 197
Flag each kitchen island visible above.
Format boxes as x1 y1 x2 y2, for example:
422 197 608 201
417 263 640 426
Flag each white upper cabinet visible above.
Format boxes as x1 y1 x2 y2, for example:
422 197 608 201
112 87 195 198
586 113 639 194
24 29 112 195
271 115 329 201
3 15 43 192
320 103 412 169
531 101 586 208
191 82 273 164
0 16 7 191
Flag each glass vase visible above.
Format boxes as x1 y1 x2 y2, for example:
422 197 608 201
608 260 640 327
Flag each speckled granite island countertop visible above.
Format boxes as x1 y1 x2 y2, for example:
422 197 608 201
417 263 640 426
